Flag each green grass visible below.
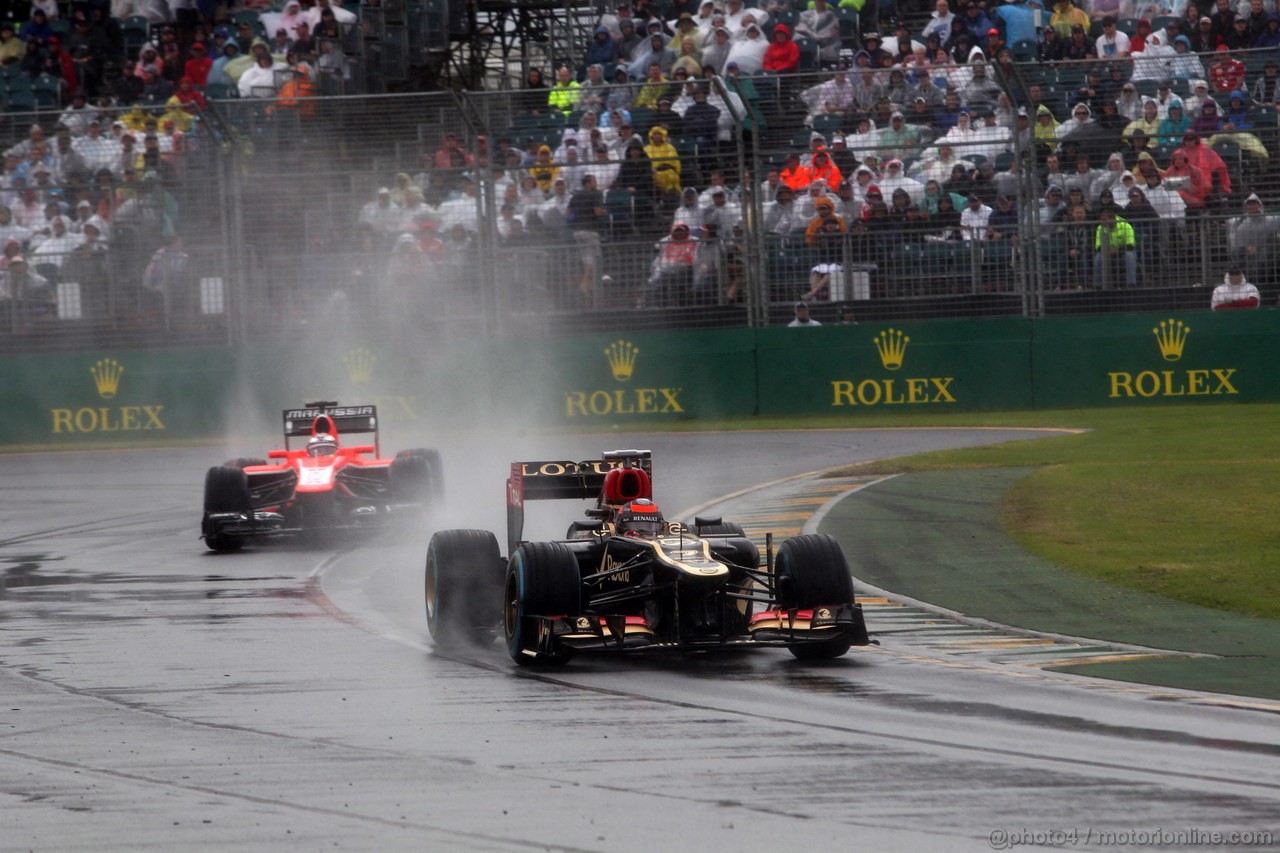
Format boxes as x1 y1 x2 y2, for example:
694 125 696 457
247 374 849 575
818 404 1280 621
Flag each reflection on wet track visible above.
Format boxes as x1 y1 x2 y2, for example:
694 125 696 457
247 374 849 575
1 435 1277 851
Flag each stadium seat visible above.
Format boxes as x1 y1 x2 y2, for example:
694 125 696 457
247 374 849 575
811 114 844 137
123 15 149 58
4 90 35 113
1010 39 1037 60
32 74 60 108
204 83 239 100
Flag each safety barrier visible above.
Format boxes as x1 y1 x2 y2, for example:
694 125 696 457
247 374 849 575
2 307 1276 447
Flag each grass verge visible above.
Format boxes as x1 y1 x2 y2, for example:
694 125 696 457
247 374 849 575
822 403 1280 622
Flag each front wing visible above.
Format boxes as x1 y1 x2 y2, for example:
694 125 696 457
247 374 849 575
524 603 869 656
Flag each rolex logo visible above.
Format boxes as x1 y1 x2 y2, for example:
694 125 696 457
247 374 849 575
90 358 124 399
344 347 376 385
873 329 909 371
1153 319 1189 362
604 339 639 382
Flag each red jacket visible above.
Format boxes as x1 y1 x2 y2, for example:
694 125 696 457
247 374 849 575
763 24 800 73
184 57 213 88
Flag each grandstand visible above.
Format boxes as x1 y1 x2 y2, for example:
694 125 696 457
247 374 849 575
1 1 1277 352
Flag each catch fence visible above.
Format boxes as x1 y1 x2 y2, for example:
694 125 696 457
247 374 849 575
2 53 1276 352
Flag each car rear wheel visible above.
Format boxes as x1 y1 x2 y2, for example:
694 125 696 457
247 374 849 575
774 534 855 660
203 466 251 553
426 529 503 649
504 542 581 666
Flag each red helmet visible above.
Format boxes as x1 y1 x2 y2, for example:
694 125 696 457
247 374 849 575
616 498 664 538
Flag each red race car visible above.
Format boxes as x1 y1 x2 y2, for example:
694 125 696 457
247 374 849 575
201 401 441 552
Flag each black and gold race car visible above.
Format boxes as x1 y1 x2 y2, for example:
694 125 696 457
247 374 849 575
425 449 870 666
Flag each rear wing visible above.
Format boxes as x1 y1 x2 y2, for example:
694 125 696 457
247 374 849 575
282 402 379 454
506 450 652 555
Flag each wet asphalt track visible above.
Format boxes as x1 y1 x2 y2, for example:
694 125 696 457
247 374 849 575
1 430 1278 852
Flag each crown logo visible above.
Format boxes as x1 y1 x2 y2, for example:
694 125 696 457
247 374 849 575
1153 319 1189 362
605 339 639 382
90 358 124 399
344 347 376 385
873 328 909 371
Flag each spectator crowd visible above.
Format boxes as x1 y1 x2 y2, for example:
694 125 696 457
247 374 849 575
5 0 1278 321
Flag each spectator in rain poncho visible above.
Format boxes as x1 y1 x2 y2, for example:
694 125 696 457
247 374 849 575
724 23 768 74
1056 102 1094 140
915 144 975 185
1155 99 1191 152
1090 153 1130 205
628 33 677 78
922 178 968 216
796 0 841 63
529 145 560 193
1170 35 1205 80
644 125 682 196
1123 98 1162 141
1192 98 1224 134
1130 29 1175 82
606 66 636 113
1034 104 1060 150
700 27 733 74
1178 131 1231 196
1139 171 1187 222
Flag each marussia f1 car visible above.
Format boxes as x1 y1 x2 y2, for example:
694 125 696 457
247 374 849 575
425 449 870 665
201 401 442 552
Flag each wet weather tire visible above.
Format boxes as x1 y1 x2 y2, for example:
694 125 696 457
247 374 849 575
426 529 503 649
774 534 855 660
203 466 251 553
391 455 431 502
504 542 581 666
397 448 443 501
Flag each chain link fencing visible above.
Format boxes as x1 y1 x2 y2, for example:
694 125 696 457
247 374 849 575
3 51 1277 352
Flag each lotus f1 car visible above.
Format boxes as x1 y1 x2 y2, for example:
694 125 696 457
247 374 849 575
425 449 870 665
201 401 442 551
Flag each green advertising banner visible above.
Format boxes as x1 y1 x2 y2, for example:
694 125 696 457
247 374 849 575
755 317 1035 415
2 310 1279 448
0 348 230 446
1030 311 1280 409
486 328 760 423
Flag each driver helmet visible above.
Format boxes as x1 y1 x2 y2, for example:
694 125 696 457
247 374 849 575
616 498 664 538
307 433 338 457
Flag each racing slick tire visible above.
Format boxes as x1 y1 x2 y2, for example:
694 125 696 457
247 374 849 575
426 529 504 649
504 542 581 667
391 455 431 503
396 448 444 501
224 457 267 469
774 534 856 661
203 466 251 553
